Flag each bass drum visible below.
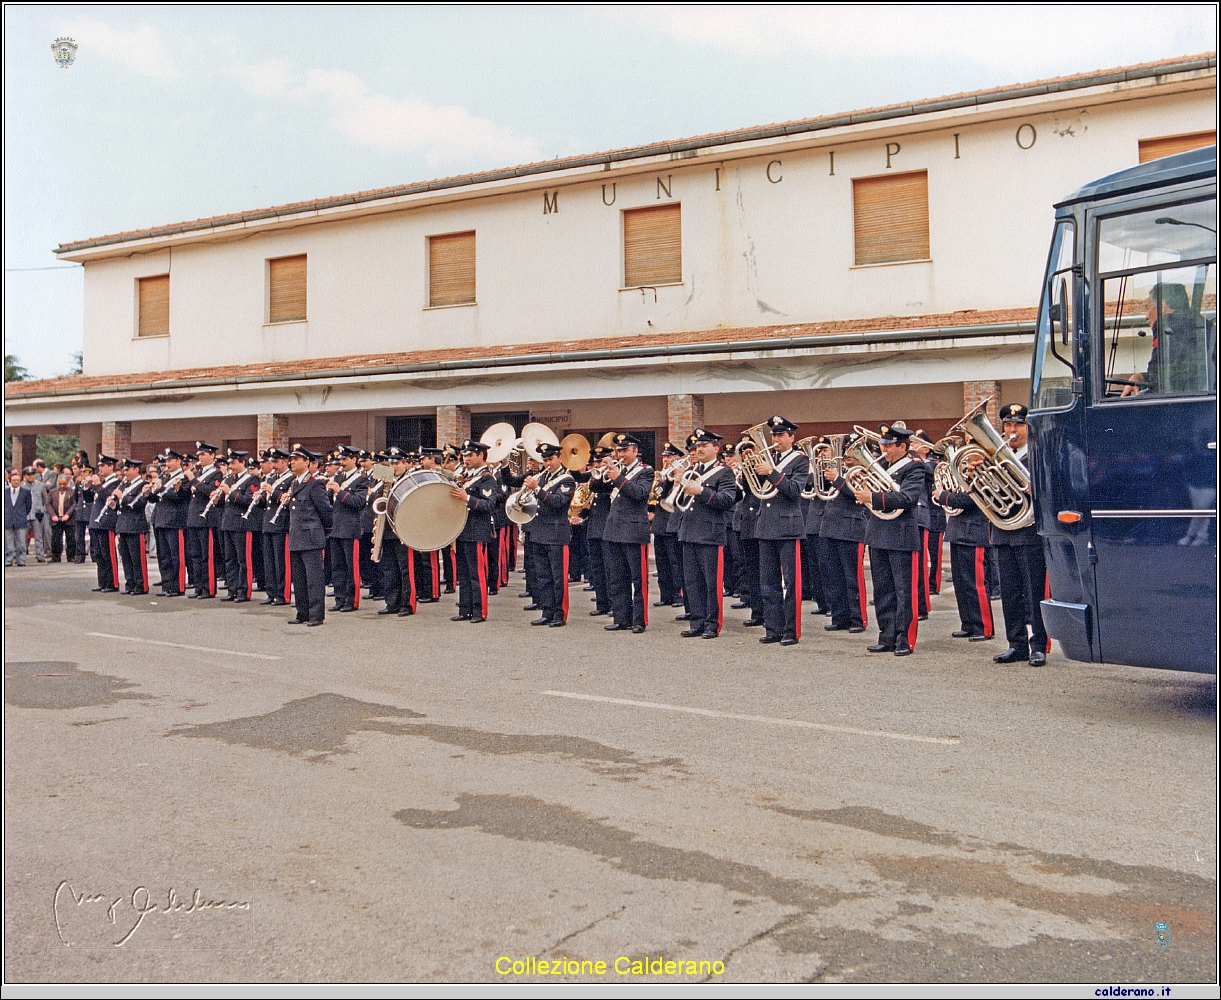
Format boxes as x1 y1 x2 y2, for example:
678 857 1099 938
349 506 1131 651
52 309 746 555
386 470 469 551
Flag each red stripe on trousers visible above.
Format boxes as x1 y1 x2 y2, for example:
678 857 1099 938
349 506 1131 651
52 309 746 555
640 545 649 626
716 545 724 634
245 533 253 596
407 547 417 613
501 528 509 586
177 529 186 593
352 539 361 609
974 546 993 638
561 545 570 620
907 552 920 651
921 530 930 609
430 551 439 598
477 543 488 618
283 535 292 603
207 531 215 595
793 540 802 640
858 543 868 628
449 546 457 589
108 531 119 589
933 532 943 592
1044 571 1052 652
139 534 148 593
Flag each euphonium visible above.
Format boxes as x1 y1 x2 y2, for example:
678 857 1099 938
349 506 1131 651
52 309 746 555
930 454 963 517
736 422 781 500
657 455 693 513
569 478 594 522
797 434 848 501
841 427 903 520
943 405 1034 531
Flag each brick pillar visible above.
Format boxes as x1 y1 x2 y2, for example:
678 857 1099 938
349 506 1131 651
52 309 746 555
12 434 38 470
963 381 1000 425
102 421 132 460
257 414 290 454
666 394 704 448
436 405 470 447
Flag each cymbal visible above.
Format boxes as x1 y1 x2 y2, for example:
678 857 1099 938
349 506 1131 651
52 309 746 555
559 433 591 471
521 422 560 462
480 421 517 464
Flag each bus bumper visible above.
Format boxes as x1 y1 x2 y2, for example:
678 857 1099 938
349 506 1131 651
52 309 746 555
1040 599 1095 662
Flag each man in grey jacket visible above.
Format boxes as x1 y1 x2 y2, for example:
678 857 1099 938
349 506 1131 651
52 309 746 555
5 470 32 566
23 467 50 562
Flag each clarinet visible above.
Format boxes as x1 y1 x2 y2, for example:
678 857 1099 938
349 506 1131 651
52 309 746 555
268 490 292 526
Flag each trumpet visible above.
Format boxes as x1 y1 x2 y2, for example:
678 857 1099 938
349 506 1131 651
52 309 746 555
736 422 782 500
939 402 1034 531
841 427 903 520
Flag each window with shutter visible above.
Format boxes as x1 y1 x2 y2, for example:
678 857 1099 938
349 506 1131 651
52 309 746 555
137 274 169 337
852 171 930 266
268 255 307 323
624 204 682 287
429 231 476 306
1138 131 1216 163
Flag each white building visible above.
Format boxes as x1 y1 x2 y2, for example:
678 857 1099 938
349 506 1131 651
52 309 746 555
6 54 1216 467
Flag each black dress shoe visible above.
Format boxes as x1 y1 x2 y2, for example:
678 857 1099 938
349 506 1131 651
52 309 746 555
780 636 798 647
531 616 551 626
548 619 566 628
674 612 693 621
759 634 782 644
605 623 628 631
968 633 994 642
288 617 307 625
469 616 485 624
590 609 608 616
523 603 541 611
918 612 928 621
653 600 671 607
221 594 237 602
993 647 1026 663
451 614 471 621
329 604 344 612
848 625 866 633
894 644 912 656
680 628 703 637
743 618 765 627
397 609 414 617
377 607 397 615
233 597 250 604
866 643 894 653
417 596 437 603
825 623 849 631
306 619 324 627
339 605 357 612
1028 650 1047 666
91 586 104 592
272 598 288 606
951 629 974 638
260 597 277 605
631 625 645 634
583 585 595 592
196 594 214 600
517 590 530 598
730 600 750 609
701 629 719 639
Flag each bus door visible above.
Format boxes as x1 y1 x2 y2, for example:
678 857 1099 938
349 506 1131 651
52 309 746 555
1086 196 1217 672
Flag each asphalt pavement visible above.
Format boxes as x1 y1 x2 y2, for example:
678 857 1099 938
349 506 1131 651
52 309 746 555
3 558 1216 984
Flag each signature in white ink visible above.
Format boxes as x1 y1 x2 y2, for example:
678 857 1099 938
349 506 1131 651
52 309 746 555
53 881 251 947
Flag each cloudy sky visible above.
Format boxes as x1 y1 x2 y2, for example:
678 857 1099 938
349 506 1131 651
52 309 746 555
4 4 1216 377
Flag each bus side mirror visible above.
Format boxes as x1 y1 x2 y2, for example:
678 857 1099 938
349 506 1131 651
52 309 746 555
1055 277 1071 346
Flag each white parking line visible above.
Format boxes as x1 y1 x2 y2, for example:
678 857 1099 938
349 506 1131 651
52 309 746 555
85 633 282 661
541 690 960 746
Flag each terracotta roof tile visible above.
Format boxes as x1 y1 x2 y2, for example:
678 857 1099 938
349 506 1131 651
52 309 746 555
5 308 1036 398
55 53 1214 253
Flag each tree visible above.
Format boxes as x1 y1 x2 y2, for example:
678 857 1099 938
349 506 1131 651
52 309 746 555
69 351 83 376
5 354 29 382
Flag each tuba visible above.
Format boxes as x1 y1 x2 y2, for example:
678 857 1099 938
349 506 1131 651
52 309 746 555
736 422 782 500
941 401 1034 531
796 434 849 501
841 427 903 520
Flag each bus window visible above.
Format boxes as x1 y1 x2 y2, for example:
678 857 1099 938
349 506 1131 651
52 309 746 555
1097 198 1217 399
1032 220 1076 410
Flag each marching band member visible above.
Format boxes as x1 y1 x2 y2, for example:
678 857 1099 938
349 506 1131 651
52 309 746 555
601 433 654 634
148 449 189 596
87 455 121 592
720 442 742 602
258 448 294 606
734 434 764 627
357 450 382 601
524 441 575 627
184 442 223 599
651 441 684 609
675 429 738 638
487 455 509 595
988 404 1049 667
414 448 445 602
752 416 809 646
376 447 417 618
115 459 150 594
249 450 272 595
913 431 947 596
670 435 697 624
218 450 258 603
817 436 868 634
934 461 995 643
852 423 923 656
285 447 332 626
584 445 614 617
326 445 370 613
802 440 828 617
440 446 461 595
449 440 497 623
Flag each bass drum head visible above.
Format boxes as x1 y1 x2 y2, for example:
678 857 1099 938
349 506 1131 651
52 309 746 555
387 471 469 551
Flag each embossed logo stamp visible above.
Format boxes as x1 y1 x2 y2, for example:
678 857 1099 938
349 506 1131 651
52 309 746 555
53 881 252 949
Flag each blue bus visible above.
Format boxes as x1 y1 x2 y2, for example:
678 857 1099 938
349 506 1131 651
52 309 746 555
1030 145 1216 673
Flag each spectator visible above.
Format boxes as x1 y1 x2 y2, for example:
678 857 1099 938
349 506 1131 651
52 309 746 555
5 470 32 567
72 466 94 563
23 467 49 563
47 474 77 562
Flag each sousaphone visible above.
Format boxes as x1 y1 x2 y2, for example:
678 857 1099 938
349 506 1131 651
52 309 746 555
520 422 560 462
480 421 518 464
559 433 591 471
